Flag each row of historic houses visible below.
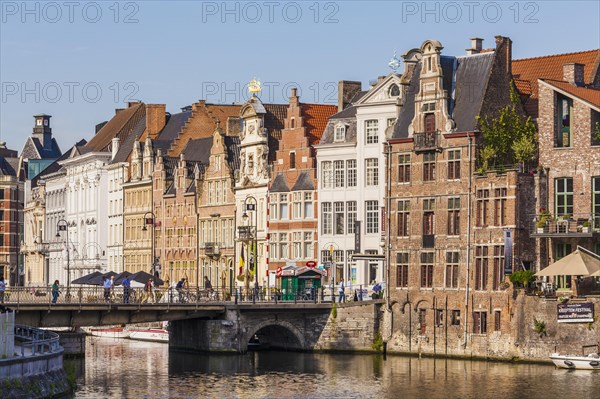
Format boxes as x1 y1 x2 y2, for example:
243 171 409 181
13 35 600 327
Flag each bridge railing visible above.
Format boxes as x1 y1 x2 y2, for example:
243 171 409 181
2 285 383 305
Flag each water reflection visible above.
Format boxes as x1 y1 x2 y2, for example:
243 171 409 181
71 337 600 399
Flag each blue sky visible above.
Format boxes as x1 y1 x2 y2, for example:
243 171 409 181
1 0 599 151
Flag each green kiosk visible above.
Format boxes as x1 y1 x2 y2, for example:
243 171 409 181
278 265 325 301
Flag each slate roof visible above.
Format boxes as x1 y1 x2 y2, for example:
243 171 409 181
20 137 62 160
270 173 290 192
512 49 600 117
109 117 147 164
0 156 17 176
291 172 315 191
32 139 87 188
392 52 496 139
224 136 241 171
541 79 600 108
319 116 358 145
154 111 192 152
181 137 213 164
85 103 145 152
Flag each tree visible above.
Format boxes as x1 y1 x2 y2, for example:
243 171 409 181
477 83 537 170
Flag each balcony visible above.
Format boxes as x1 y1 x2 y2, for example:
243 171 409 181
530 214 600 237
413 131 439 152
204 242 221 258
237 226 256 242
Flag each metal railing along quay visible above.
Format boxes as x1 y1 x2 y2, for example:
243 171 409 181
14 325 62 357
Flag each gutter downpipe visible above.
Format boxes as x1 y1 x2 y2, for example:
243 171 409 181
463 132 473 348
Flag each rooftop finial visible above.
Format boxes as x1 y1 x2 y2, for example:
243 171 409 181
248 78 262 96
388 51 401 72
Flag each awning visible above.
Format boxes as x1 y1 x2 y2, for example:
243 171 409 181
71 271 102 285
535 247 600 277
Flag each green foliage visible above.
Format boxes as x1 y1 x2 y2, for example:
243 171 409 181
64 361 78 390
477 83 537 170
594 122 600 143
533 318 547 337
509 270 536 287
331 303 337 319
536 208 551 228
372 331 384 351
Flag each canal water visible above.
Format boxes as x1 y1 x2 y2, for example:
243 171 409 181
68 337 600 398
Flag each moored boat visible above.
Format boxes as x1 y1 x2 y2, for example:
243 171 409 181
127 328 169 343
86 326 130 339
550 353 600 370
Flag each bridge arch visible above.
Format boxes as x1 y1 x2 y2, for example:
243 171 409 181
246 319 306 351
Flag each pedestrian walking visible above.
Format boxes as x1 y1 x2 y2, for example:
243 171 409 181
51 280 60 304
338 281 345 303
122 275 131 304
0 277 5 304
103 277 112 303
176 278 186 303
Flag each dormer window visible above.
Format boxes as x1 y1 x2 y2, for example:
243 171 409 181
389 84 400 97
334 125 346 142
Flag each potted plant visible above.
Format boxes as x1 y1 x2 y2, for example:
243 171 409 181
536 208 551 233
582 220 591 233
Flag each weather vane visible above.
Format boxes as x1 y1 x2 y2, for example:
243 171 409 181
388 51 401 72
248 78 262 95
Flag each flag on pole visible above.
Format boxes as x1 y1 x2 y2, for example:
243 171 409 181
249 242 256 275
239 244 245 275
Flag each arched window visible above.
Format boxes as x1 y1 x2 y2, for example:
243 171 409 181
424 113 435 133
389 84 400 97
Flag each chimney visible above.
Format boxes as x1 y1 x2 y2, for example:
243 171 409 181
337 80 362 112
563 63 585 86
111 137 120 160
146 104 167 140
466 37 483 55
495 35 512 75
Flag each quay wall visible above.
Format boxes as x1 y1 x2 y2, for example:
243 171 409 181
383 292 600 362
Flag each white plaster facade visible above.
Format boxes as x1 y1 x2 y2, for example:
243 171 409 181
317 74 402 287
59 151 110 281
43 168 67 284
234 95 271 288
106 139 125 274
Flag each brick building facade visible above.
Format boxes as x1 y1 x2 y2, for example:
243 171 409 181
386 36 537 351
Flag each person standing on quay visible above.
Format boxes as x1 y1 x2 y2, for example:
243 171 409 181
51 280 60 304
338 280 345 303
0 276 5 303
122 275 131 304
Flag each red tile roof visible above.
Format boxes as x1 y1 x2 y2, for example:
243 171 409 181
512 49 600 117
85 103 145 152
300 104 338 144
542 79 600 108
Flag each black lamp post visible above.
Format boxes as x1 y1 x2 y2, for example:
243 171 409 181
141 211 158 278
55 218 70 299
241 196 257 297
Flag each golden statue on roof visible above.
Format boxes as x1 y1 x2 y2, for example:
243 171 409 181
248 78 262 94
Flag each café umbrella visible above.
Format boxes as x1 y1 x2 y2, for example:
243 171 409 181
535 248 600 277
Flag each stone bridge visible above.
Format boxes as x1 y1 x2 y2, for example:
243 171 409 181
9 301 384 353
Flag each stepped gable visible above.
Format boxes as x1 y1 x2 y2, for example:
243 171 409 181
512 49 600 117
300 104 338 144
167 102 241 156
85 102 145 152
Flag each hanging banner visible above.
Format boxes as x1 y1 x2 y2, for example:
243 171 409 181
503 228 513 275
354 221 361 253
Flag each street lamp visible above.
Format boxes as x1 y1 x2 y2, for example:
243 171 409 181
141 211 158 278
55 218 70 299
241 196 257 297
